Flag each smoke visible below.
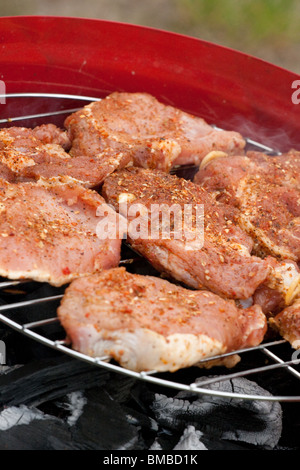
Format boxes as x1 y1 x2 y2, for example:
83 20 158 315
222 113 298 155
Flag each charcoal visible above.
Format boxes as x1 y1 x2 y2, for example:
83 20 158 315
70 387 142 450
0 385 143 450
0 355 110 407
0 417 75 450
151 376 283 449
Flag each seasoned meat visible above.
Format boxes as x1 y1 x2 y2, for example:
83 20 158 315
0 162 16 182
246 150 300 188
0 125 71 174
0 125 111 188
0 177 123 286
195 150 300 199
194 151 300 262
238 181 300 262
252 260 300 315
20 155 116 189
57 267 267 372
270 299 300 350
64 92 245 175
32 123 71 150
102 167 272 300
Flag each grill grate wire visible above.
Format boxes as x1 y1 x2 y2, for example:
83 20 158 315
0 92 299 402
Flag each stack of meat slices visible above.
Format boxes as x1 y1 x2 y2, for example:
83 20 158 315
194 149 300 264
1 91 299 373
193 149 300 351
0 93 245 288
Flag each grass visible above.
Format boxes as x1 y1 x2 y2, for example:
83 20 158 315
176 0 300 47
0 0 299 71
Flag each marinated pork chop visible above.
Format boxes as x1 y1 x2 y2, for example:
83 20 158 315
238 181 300 262
246 149 300 188
20 155 116 189
0 177 123 286
270 299 300 350
194 150 300 206
0 161 16 182
102 167 272 300
64 92 245 175
32 123 71 150
193 150 300 311
0 125 110 188
0 125 71 174
57 267 267 372
252 260 300 315
193 150 300 263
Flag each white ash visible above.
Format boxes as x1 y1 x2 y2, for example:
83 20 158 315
56 391 87 426
173 425 208 450
149 439 163 450
0 404 50 431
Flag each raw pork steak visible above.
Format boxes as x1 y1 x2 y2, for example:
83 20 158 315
57 267 267 372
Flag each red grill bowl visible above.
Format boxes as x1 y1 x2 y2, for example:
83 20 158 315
0 16 300 407
0 15 300 153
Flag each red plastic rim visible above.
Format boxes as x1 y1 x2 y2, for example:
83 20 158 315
0 15 300 152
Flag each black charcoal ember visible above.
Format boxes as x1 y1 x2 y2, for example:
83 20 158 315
121 403 159 437
0 384 146 450
277 403 300 450
54 391 87 426
151 376 283 450
105 375 159 429
0 355 110 407
92 373 159 440
70 387 143 450
0 419 74 450
104 373 138 403
0 325 60 366
0 403 77 450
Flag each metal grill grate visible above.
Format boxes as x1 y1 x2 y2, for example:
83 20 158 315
0 92 299 402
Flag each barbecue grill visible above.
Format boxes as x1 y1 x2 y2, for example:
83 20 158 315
0 16 300 451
